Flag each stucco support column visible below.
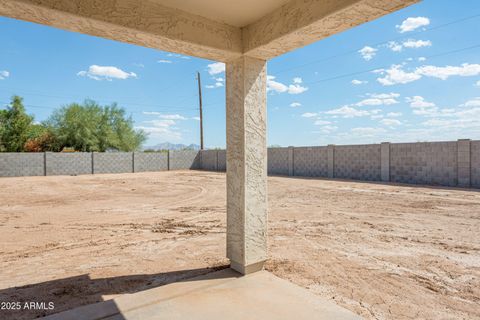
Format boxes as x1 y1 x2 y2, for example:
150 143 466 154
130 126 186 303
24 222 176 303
226 55 267 275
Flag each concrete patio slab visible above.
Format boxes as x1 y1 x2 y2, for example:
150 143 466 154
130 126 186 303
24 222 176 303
44 268 361 320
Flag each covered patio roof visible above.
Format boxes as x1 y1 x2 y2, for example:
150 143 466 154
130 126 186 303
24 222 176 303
0 0 418 61
0 1 420 318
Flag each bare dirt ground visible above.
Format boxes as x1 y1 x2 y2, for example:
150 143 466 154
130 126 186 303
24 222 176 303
0 170 479 320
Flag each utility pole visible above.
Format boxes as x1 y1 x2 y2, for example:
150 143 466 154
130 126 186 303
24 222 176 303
196 71 204 150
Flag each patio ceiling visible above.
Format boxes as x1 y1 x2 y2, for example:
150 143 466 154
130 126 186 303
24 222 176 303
0 0 419 62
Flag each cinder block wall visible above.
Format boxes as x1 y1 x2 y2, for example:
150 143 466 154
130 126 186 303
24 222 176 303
1 140 478 189
133 152 168 172
169 150 201 170
293 146 328 177
268 148 290 176
217 150 226 171
46 152 92 176
472 141 480 188
199 139 480 188
200 150 218 171
390 142 458 186
0 150 203 177
334 144 381 181
93 152 133 174
0 153 45 177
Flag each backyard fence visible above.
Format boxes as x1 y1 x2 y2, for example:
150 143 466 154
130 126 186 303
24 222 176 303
199 139 479 188
0 150 200 177
1 139 479 188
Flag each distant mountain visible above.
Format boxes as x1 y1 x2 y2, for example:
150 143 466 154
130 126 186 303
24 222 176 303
143 142 200 151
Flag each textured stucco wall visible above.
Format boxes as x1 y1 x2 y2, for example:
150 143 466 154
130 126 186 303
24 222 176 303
46 152 92 176
390 142 457 186
133 152 168 173
93 152 133 174
293 146 328 177
243 0 419 60
0 0 242 62
169 150 201 170
471 141 480 188
0 153 44 177
226 56 267 273
334 144 381 181
268 148 290 176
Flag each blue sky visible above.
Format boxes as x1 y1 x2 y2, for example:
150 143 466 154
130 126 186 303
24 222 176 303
1 0 480 148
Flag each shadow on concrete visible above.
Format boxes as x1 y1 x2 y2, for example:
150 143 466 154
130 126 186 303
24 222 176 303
0 265 229 320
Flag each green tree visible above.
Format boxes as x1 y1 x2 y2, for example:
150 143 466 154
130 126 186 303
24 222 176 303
46 100 146 152
0 96 34 152
24 124 57 152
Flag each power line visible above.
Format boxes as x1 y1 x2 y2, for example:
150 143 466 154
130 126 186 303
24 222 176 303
274 12 480 75
0 101 200 115
302 42 480 87
0 87 199 111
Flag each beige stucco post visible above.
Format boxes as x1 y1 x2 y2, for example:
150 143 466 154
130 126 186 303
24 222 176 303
226 56 267 275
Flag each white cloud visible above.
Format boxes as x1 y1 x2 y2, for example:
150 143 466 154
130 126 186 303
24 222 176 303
142 112 187 120
406 96 435 108
166 53 191 60
207 62 225 75
351 79 368 85
77 65 137 81
301 112 318 118
267 76 308 94
355 93 400 107
387 41 403 52
206 82 224 89
377 63 480 86
325 106 381 118
192 116 201 121
416 63 480 80
376 65 421 86
350 127 386 137
290 102 302 108
157 59 173 64
143 119 176 127
418 57 427 62
314 120 331 126
287 84 308 94
397 17 430 33
387 112 402 117
371 114 384 120
0 70 9 80
420 105 480 131
387 39 431 52
463 97 480 107
267 75 288 93
206 76 225 89
359 46 377 61
380 118 402 126
475 80 480 87
402 39 432 48
406 96 438 116
159 114 187 120
317 125 338 134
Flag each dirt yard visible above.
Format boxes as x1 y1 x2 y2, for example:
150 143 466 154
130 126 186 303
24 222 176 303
0 170 479 319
